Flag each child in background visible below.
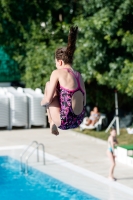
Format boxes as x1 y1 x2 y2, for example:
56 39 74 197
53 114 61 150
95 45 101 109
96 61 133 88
107 128 118 181
41 26 86 136
85 106 100 127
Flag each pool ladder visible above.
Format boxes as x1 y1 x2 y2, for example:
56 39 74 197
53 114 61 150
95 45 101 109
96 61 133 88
20 141 45 174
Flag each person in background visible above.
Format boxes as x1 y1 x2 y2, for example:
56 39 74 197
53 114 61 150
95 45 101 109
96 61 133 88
107 128 118 181
85 106 100 127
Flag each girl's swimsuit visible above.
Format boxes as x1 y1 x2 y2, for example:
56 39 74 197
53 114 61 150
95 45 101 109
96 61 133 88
108 141 114 153
57 68 85 130
89 113 99 121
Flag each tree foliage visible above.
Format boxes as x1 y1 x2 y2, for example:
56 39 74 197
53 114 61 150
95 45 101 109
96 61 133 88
0 0 133 112
73 0 133 97
0 0 78 88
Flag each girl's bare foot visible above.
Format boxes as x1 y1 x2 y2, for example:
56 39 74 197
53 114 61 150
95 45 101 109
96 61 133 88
50 122 59 136
112 177 117 181
108 176 116 181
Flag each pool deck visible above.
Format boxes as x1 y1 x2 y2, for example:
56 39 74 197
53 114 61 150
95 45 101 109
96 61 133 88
0 128 133 191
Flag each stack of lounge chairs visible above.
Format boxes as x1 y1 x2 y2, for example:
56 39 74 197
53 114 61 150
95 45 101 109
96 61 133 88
0 87 47 130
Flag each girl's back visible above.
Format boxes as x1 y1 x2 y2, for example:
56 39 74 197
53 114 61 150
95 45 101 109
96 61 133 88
57 68 86 115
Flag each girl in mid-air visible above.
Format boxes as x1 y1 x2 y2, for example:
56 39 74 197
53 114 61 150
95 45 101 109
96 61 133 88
107 128 118 181
41 26 86 135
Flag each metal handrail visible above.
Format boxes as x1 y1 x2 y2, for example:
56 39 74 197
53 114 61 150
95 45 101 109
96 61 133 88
25 143 45 174
20 141 39 171
37 143 45 165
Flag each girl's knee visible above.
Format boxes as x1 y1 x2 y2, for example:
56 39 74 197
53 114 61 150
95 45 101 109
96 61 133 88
111 162 115 167
46 81 50 87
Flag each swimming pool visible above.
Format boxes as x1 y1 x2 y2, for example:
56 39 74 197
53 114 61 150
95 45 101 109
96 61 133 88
0 156 99 200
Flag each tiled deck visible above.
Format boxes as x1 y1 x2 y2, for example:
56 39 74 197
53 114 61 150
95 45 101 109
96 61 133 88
0 128 133 199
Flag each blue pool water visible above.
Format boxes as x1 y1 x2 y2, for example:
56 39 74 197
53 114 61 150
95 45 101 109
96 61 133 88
0 156 99 200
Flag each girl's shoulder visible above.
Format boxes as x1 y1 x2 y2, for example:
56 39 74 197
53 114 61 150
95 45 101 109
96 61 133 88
50 69 59 77
56 68 67 73
51 69 64 76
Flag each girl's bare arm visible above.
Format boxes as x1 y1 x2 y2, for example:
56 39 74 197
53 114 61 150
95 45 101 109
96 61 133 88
112 136 118 146
41 70 59 106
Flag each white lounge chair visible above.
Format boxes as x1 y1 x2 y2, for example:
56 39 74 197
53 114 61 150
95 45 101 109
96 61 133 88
0 90 10 129
24 88 47 128
80 114 107 131
5 87 28 129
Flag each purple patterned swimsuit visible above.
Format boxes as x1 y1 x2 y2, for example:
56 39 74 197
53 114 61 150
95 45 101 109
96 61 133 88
57 68 85 130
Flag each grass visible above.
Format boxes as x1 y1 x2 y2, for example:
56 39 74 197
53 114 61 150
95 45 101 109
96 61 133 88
74 128 133 145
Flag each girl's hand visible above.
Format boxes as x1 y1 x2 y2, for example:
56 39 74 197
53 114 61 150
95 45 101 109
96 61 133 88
41 99 49 107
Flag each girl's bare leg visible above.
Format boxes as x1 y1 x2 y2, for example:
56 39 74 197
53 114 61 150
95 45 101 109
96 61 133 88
107 151 116 180
44 82 61 135
46 107 59 136
85 118 92 126
91 119 98 126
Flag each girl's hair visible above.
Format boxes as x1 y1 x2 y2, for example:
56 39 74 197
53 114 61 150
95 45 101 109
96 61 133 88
55 26 78 65
110 127 116 132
